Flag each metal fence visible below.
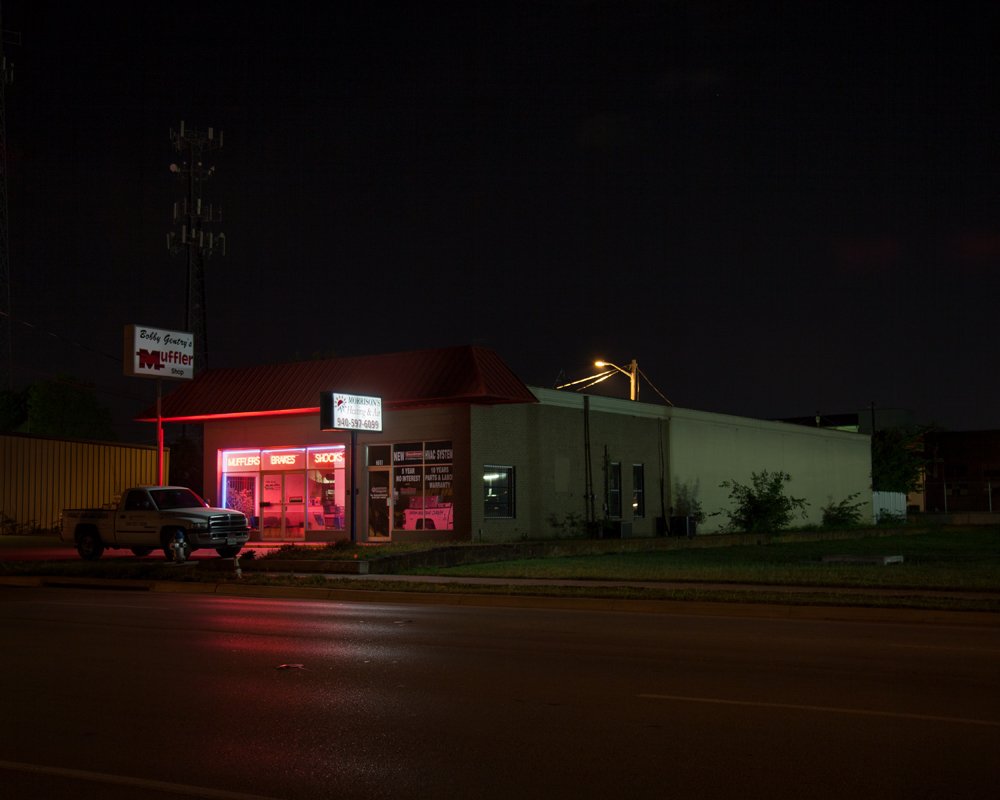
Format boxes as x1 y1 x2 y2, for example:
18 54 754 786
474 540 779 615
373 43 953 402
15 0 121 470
873 491 907 521
1 432 168 533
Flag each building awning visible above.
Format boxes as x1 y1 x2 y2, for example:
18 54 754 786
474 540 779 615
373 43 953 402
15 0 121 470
135 345 538 423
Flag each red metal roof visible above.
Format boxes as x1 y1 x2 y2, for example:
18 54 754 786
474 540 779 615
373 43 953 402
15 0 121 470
135 346 538 422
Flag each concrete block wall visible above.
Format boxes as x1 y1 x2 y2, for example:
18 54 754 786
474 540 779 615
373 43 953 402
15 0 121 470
470 390 669 541
667 407 874 530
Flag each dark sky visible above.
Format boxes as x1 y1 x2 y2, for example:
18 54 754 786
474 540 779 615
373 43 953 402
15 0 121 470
4 1 999 442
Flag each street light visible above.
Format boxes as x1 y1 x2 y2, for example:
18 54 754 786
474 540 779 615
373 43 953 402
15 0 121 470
595 359 638 401
556 358 673 405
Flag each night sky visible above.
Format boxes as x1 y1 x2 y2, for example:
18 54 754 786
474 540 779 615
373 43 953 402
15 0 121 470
4 1 998 443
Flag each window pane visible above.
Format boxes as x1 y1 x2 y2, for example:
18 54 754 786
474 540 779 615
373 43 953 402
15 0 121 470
308 469 344 530
394 464 424 529
368 445 391 467
633 464 645 518
608 463 621 518
225 475 257 527
484 465 515 519
424 461 454 531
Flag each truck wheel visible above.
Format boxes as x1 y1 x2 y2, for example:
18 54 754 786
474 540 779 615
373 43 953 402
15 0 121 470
130 547 154 557
77 529 104 561
216 545 242 558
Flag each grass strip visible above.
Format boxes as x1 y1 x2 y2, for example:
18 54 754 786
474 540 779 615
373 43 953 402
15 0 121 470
4 563 1000 614
407 529 1000 591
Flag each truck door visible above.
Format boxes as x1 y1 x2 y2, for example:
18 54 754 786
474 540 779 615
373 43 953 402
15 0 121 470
117 490 160 547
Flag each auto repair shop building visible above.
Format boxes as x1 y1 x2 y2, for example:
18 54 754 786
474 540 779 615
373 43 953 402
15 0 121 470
137 346 873 543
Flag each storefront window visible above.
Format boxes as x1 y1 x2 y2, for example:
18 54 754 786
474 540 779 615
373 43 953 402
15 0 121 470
222 449 261 527
307 446 345 530
391 441 453 531
423 441 453 531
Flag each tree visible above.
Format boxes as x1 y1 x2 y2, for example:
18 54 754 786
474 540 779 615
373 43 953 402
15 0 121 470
719 470 808 533
25 374 117 441
168 434 204 493
871 427 932 494
0 388 28 432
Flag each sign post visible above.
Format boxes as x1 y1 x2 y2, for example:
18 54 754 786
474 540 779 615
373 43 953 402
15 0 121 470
124 325 195 486
320 392 383 542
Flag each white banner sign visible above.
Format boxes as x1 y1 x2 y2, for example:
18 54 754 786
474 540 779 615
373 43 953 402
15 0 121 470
331 393 383 432
124 325 195 381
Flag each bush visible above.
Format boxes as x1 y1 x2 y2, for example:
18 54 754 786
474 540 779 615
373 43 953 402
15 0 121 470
876 510 908 526
719 470 808 533
547 512 586 538
672 481 706 524
821 493 865 528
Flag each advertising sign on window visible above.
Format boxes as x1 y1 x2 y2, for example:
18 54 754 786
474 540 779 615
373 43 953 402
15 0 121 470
124 325 195 381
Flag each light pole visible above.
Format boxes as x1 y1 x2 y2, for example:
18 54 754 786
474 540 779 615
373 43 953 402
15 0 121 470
595 359 638 401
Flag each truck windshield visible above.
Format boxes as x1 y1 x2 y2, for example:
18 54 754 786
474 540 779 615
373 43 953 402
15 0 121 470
148 489 206 510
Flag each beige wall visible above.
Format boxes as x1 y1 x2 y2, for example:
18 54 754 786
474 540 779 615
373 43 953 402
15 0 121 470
666 406 873 530
471 390 872 539
471 390 667 541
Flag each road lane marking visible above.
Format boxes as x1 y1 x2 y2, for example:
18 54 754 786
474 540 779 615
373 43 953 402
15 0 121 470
0 761 284 799
886 643 1000 654
637 695 1000 727
8 600 162 610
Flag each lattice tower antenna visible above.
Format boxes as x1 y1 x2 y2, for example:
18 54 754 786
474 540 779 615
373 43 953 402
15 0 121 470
0 4 21 391
167 121 225 375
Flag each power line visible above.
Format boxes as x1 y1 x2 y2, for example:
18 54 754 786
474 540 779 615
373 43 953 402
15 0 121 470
0 310 123 363
13 365 148 402
0 3 20 390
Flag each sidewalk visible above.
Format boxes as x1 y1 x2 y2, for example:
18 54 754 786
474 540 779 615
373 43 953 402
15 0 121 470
270 570 1000 602
0 535 324 561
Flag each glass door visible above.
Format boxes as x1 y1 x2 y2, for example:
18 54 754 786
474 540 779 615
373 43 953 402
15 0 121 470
368 469 391 539
284 472 306 540
261 473 307 540
261 474 284 540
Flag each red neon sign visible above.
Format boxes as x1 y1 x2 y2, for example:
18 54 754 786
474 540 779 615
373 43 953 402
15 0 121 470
309 449 345 467
263 450 304 470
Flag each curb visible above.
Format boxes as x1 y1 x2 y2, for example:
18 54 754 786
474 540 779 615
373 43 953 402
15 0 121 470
2 574 999 628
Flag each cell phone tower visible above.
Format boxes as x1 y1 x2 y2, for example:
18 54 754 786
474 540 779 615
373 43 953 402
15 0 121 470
0 4 20 391
167 121 225 375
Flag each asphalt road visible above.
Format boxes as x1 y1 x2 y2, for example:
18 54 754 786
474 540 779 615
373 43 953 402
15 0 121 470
1 587 998 800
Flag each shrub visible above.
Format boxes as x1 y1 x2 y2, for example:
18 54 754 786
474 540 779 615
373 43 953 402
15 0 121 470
821 493 865 528
876 510 908 526
672 481 706 524
547 512 585 538
719 470 808 533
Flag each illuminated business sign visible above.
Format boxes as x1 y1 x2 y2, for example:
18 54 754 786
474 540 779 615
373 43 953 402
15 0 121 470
262 450 304 470
225 451 261 472
308 448 345 468
124 324 195 381
320 392 383 432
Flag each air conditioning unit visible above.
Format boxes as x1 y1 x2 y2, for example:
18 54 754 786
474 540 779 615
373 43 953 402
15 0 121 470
602 521 633 539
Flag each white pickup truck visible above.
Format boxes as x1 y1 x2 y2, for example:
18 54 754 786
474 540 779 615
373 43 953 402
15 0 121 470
60 486 251 561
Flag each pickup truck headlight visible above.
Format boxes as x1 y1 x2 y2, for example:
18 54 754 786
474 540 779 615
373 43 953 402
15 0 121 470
189 521 210 531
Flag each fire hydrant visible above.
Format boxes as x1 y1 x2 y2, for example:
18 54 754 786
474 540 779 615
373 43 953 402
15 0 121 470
171 532 188 563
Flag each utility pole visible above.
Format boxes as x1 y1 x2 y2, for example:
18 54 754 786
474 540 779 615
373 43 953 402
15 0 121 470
0 4 20 391
167 121 224 375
